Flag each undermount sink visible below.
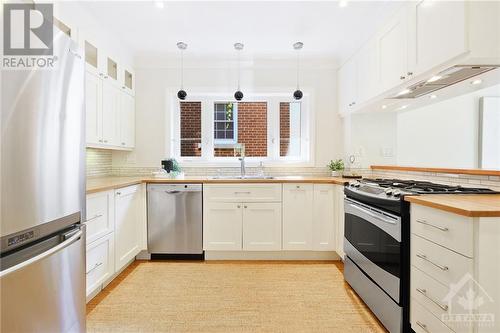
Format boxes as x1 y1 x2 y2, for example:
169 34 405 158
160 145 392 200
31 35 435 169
209 175 274 180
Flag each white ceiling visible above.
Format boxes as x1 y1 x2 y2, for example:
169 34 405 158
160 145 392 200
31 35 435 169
82 1 404 64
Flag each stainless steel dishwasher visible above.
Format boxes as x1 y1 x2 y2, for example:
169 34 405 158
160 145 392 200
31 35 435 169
147 184 203 260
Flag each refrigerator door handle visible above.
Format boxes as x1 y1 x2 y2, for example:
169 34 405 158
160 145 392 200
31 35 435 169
0 229 83 278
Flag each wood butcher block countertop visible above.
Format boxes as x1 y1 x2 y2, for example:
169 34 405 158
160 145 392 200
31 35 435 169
405 194 500 217
86 176 352 194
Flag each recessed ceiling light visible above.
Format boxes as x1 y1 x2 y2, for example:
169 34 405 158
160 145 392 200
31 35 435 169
471 79 482 85
339 0 348 8
155 1 164 9
381 105 387 109
397 88 411 96
429 94 438 99
427 75 442 83
399 105 409 110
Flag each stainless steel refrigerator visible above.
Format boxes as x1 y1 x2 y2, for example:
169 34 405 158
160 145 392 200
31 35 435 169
1 29 86 332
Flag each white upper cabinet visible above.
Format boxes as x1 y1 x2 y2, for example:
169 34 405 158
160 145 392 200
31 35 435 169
85 71 102 145
337 1 499 115
282 184 313 250
119 68 135 96
119 93 135 148
356 38 380 103
408 1 466 76
101 81 121 146
338 57 357 114
378 6 410 92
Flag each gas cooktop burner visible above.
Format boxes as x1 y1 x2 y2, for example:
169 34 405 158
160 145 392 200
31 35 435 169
360 178 496 194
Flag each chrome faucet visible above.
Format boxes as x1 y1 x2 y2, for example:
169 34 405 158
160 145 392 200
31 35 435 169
238 156 246 178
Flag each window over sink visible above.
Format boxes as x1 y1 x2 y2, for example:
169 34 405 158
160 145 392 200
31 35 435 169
172 94 311 165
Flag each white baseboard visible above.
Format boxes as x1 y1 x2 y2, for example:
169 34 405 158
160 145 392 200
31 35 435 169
204 251 341 261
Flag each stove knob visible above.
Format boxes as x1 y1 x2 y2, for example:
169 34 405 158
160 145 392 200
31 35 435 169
385 188 393 195
393 190 401 197
354 182 361 188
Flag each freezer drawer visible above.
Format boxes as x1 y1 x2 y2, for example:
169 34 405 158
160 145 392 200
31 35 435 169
0 226 86 333
147 184 203 254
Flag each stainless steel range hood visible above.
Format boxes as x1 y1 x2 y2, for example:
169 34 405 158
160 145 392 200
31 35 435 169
390 65 499 99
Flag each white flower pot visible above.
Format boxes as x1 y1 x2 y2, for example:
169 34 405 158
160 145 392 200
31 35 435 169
331 170 342 177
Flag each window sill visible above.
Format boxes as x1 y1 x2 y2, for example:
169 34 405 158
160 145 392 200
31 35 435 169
176 157 314 168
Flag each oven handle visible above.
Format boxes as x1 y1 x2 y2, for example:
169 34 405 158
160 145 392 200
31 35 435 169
344 198 401 242
350 204 397 225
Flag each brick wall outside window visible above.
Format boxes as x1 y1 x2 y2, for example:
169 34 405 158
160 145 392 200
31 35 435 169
214 102 268 157
179 101 268 158
280 102 290 156
180 102 202 157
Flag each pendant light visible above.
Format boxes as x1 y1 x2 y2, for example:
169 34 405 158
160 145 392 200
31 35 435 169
293 41 303 100
234 42 244 101
177 41 187 100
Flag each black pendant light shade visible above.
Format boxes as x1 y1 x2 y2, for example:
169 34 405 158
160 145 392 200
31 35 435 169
293 41 303 100
234 42 244 101
177 41 187 100
233 91 243 100
177 89 187 100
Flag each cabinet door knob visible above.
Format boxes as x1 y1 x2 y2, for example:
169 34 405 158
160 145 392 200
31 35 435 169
296 185 300 189
244 205 248 208
121 142 125 145
103 140 108 143
98 139 103 142
237 205 241 208
400 75 406 80
116 192 121 195
407 72 413 76
352 101 356 105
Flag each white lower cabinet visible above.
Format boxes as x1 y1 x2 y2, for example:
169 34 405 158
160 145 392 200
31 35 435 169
85 184 145 301
86 232 115 298
85 190 114 244
282 184 313 250
114 185 141 272
242 203 282 251
203 202 243 251
312 185 336 251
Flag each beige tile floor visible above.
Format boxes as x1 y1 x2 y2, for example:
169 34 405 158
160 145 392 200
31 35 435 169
87 260 387 333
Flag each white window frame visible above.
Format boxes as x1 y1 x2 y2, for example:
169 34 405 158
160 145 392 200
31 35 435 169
171 92 313 167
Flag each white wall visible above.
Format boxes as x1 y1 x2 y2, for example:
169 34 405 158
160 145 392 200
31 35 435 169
397 84 500 169
347 112 398 169
113 58 343 168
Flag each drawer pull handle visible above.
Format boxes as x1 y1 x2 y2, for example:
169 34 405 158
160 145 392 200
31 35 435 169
86 262 103 274
416 254 449 271
416 321 430 333
416 288 449 311
85 214 103 222
416 219 449 232
234 191 251 195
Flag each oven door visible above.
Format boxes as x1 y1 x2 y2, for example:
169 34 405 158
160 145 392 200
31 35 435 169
344 197 401 303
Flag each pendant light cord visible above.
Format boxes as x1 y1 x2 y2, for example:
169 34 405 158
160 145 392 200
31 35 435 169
237 49 241 90
296 49 300 90
180 49 184 90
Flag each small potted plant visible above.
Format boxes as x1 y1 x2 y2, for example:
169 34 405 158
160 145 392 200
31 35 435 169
328 159 345 177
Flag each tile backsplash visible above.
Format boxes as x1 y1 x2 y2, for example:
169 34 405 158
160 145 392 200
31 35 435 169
86 148 112 177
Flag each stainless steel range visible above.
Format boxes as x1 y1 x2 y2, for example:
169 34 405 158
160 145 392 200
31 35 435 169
343 178 496 333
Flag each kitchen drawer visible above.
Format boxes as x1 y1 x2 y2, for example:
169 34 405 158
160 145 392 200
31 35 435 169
115 184 140 197
411 267 472 333
411 204 473 257
204 184 282 202
86 233 115 298
85 190 114 244
412 234 473 287
411 298 455 333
